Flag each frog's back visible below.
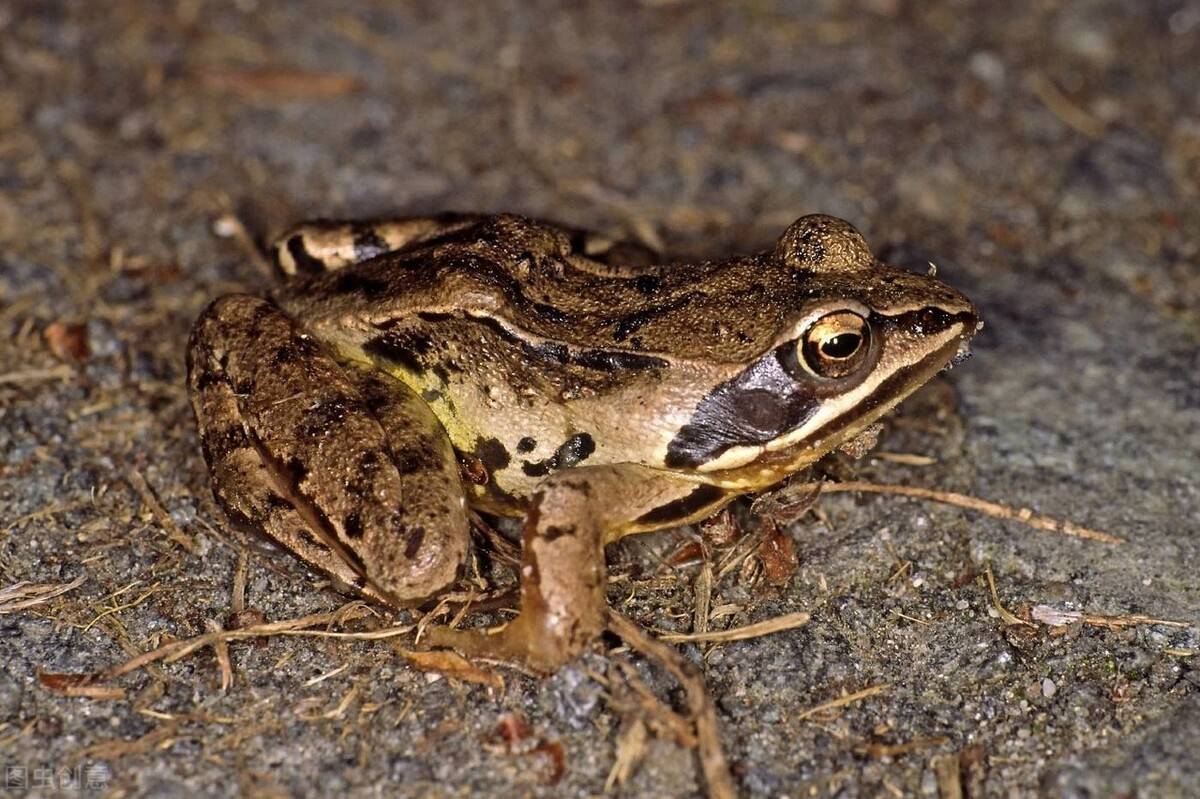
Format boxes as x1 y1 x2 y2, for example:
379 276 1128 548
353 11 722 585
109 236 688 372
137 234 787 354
282 213 800 367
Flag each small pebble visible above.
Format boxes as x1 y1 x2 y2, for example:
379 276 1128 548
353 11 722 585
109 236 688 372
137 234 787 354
968 51 1006 86
1042 678 1057 698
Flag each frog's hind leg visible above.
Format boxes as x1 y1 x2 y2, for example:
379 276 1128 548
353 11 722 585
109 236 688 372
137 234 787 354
187 294 470 606
423 465 734 672
271 214 483 276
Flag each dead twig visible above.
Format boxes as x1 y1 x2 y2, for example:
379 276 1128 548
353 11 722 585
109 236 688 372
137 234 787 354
0 573 86 613
204 619 234 691
1025 72 1106 139
126 469 199 553
985 567 1035 628
856 735 949 758
605 717 649 792
79 603 392 685
200 68 362 99
655 611 810 643
821 481 1124 544
608 609 735 799
1031 605 1192 630
0 365 74 386
796 683 889 722
76 722 181 761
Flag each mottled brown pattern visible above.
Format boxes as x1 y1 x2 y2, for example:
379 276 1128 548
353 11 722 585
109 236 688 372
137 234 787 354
278 214 969 365
187 295 467 604
188 211 977 672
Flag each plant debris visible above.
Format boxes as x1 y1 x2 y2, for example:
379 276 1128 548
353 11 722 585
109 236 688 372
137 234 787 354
42 321 90 362
821 480 1124 543
795 684 890 722
985 567 1035 628
655 611 810 644
608 609 735 799
0 574 86 613
1031 605 1192 630
399 648 504 691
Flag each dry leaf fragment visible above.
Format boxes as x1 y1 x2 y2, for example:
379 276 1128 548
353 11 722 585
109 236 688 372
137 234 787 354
400 648 504 690
0 574 86 613
750 480 823 525
530 739 566 784
37 671 126 700
605 718 649 791
492 713 534 746
43 321 89 362
698 508 741 547
757 521 798 586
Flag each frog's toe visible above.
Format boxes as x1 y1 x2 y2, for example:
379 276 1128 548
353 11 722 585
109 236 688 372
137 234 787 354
420 614 587 674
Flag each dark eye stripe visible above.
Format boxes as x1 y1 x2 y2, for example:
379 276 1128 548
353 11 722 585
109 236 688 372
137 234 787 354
664 352 819 469
664 304 972 469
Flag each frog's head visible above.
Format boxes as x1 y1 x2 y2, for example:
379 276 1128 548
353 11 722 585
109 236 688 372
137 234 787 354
665 215 981 485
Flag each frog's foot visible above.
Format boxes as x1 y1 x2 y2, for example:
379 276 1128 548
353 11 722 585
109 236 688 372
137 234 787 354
187 294 470 606
422 465 734 673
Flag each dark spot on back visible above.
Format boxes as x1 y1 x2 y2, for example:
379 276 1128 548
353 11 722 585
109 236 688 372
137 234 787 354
531 301 570 324
521 432 595 477
272 336 320 365
285 235 327 275
632 274 662 295
344 512 363 539
453 311 666 373
298 398 352 438
392 439 442 474
572 349 668 372
516 436 537 454
200 424 251 465
473 437 511 473
404 525 426 558
612 294 695 341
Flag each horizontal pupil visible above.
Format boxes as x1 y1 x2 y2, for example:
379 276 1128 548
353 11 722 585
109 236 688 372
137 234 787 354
821 333 860 358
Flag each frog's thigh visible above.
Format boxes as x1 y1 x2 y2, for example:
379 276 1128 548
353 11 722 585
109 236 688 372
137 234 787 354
187 294 468 606
271 214 482 275
425 464 733 672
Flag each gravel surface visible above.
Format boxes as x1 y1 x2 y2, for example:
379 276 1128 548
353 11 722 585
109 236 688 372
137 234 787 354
1 2 1197 797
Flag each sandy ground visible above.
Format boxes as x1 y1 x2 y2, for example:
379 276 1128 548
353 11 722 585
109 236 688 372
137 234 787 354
1 1 1198 797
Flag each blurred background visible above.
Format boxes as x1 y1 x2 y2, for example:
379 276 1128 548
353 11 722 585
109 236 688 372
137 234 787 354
1 2 1197 796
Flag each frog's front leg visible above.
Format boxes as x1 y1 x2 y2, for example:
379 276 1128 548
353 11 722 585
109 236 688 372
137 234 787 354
187 294 469 605
424 465 734 672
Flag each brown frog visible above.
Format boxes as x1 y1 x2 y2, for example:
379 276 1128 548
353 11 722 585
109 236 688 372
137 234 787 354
187 212 979 671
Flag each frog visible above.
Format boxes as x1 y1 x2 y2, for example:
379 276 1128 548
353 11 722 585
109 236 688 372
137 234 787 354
186 212 980 672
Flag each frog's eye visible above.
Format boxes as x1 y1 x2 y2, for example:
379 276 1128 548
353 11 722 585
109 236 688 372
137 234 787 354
797 311 871 379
